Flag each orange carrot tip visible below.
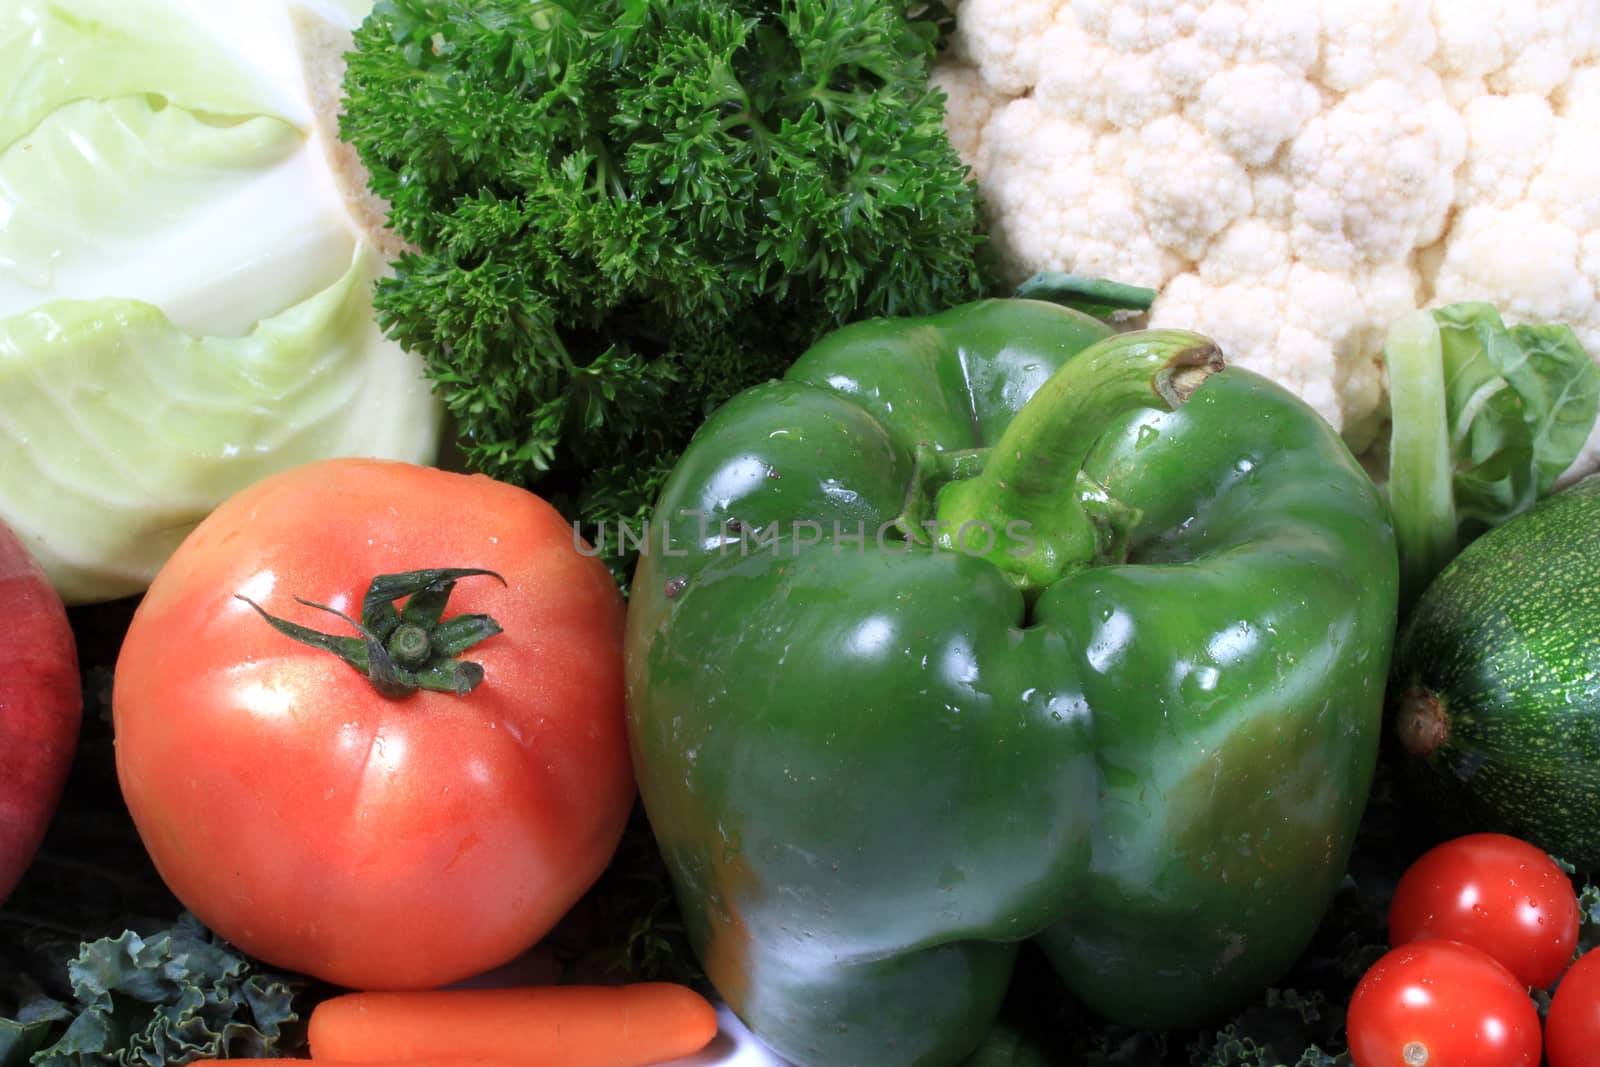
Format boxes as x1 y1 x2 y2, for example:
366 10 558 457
307 982 720 1067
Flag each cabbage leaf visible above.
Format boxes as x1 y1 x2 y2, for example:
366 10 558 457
0 0 441 603
1 251 435 602
1383 303 1600 611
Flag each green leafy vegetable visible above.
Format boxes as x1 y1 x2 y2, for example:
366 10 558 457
1382 311 1458 611
10 915 304 1067
1437 305 1599 524
0 985 70 1067
0 253 440 605
1383 302 1600 609
339 0 995 582
1186 992 1342 1067
1012 272 1158 321
0 612 310 1067
1574 878 1600 959
0 0 443 606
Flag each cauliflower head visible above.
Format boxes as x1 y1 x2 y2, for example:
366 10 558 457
935 0 1600 463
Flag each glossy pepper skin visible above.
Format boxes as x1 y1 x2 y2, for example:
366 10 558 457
624 300 1398 1066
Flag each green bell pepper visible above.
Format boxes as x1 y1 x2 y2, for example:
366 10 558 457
623 299 1398 1066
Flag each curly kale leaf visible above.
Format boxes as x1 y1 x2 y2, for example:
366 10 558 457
341 0 995 583
1187 991 1346 1067
2 914 303 1067
0 612 310 1067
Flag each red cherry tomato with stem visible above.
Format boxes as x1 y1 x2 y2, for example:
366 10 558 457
1345 939 1540 1067
1388 832 1580 989
1546 949 1600 1067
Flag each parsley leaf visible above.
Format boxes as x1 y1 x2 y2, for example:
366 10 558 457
341 0 996 584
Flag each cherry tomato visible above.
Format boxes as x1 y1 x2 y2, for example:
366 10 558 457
1546 949 1600 1067
1345 940 1540 1067
1388 832 1579 989
0 520 81 903
113 459 634 990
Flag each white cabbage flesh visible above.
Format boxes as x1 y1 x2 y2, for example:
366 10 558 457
0 0 442 603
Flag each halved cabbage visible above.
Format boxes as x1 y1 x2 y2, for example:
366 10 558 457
0 0 441 602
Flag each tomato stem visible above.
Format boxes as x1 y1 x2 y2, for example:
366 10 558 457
237 567 507 699
388 623 435 669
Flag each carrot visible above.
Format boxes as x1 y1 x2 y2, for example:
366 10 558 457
306 982 720 1067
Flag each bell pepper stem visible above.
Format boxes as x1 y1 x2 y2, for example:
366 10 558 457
894 445 988 544
934 329 1224 594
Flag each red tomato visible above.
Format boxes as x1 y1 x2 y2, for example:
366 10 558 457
1388 832 1579 989
0 521 81 903
1546 948 1600 1067
1345 940 1541 1067
112 459 634 990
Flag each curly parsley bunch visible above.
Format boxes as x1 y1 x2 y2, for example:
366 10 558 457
341 0 993 582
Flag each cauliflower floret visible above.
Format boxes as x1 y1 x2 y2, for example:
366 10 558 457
1558 64 1600 124
1037 17 1180 128
1453 94 1556 206
1314 0 1435 92
975 99 1179 286
1434 204 1594 328
1428 0 1600 95
1151 226 1409 449
1193 63 1321 166
1431 70 1599 353
1124 115 1254 261
1250 172 1297 223
1353 259 1424 362
1194 2 1320 67
1200 217 1296 284
1088 0 1193 51
947 0 1061 96
936 0 1600 470
930 61 1001 161
1285 73 1466 272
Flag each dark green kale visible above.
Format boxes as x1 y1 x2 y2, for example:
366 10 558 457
2 916 305 1067
0 607 310 1067
340 0 996 584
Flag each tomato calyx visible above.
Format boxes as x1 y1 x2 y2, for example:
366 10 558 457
237 567 507 698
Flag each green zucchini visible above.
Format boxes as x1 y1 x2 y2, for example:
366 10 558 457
1392 474 1600 871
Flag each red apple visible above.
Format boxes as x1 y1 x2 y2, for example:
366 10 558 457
0 521 81 903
